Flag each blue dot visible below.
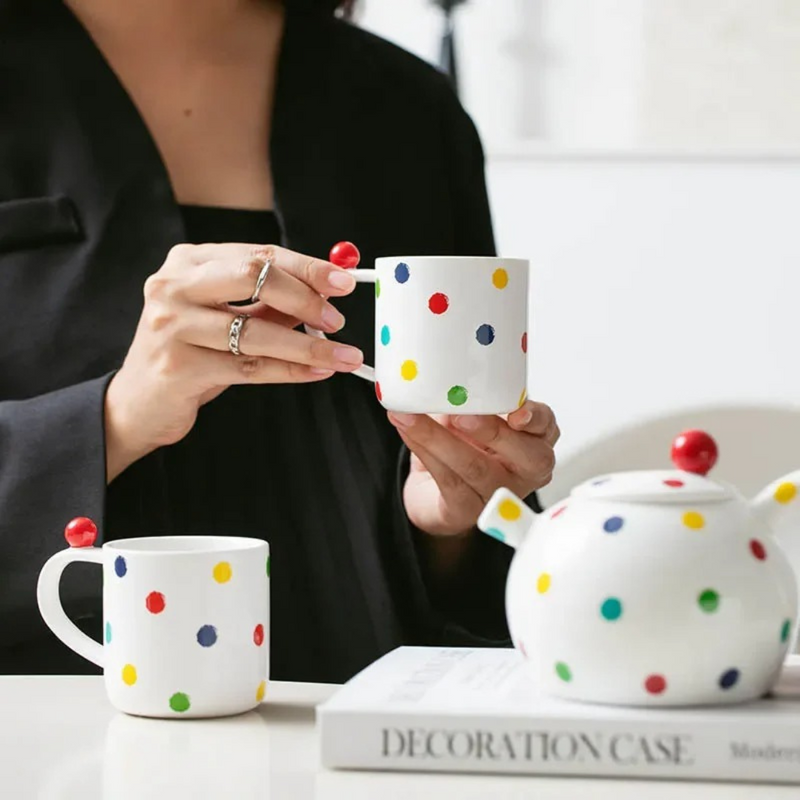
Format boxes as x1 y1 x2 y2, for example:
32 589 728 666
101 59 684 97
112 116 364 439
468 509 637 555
395 263 410 283
485 527 506 543
105 622 112 644
592 478 610 486
603 516 624 533
114 556 127 577
475 324 496 346
719 668 740 690
196 625 218 648
380 325 391 346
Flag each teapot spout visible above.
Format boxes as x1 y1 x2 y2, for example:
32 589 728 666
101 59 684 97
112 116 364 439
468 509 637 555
752 471 800 576
477 488 536 550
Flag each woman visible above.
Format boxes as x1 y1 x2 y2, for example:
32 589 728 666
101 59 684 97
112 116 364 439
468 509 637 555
0 0 558 681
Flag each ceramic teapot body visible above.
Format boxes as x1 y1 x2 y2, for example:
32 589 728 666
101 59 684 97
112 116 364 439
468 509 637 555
479 432 800 707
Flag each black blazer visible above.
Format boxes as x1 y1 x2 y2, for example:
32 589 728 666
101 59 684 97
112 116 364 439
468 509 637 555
0 0 522 677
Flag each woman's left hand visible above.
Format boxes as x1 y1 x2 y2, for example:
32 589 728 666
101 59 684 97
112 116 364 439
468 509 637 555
389 402 559 537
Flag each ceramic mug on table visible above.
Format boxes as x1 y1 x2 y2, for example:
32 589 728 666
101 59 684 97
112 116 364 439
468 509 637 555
37 521 270 718
306 255 530 414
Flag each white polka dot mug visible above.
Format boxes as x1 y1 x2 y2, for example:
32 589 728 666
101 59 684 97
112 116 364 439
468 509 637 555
37 525 270 719
308 252 529 414
478 430 800 707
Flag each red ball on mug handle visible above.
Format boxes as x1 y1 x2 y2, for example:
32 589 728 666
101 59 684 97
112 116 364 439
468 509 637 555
329 241 361 269
64 517 98 548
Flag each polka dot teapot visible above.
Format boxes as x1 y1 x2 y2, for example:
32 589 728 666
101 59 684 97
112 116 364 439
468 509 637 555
478 430 800 707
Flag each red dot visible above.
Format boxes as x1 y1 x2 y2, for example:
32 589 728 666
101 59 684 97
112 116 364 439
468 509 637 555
253 624 265 647
329 241 360 269
145 591 166 614
521 332 528 353
64 517 97 548
428 292 449 314
663 479 684 488
518 640 528 659
375 382 382 402
645 674 667 695
550 505 567 519
750 539 767 561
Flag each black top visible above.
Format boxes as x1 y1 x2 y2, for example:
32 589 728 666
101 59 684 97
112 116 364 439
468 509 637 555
0 0 530 681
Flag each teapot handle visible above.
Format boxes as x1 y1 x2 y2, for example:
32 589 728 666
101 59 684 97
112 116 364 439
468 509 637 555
477 488 536 550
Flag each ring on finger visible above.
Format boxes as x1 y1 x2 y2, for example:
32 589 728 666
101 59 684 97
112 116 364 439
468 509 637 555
228 313 251 356
250 257 273 304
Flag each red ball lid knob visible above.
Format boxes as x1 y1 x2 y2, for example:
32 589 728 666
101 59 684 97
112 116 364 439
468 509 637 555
329 241 361 269
64 517 98 548
671 430 719 476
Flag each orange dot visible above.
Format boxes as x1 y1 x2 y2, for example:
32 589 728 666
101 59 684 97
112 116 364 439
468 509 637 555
498 498 521 521
775 483 797 504
537 573 551 594
492 268 509 289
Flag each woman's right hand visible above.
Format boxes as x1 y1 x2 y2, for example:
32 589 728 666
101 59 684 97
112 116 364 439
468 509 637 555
104 243 362 481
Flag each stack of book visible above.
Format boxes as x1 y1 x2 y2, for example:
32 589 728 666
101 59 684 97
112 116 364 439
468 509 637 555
318 647 800 784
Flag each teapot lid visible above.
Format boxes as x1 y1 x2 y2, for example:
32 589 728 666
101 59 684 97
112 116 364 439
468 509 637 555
571 430 734 504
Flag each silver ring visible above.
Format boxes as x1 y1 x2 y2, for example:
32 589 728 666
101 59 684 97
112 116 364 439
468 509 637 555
250 257 272 304
228 314 250 356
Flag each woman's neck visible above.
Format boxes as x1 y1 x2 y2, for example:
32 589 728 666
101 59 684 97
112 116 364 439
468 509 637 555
64 0 276 42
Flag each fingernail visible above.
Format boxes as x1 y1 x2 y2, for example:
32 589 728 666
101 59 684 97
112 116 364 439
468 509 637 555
329 270 356 291
455 415 479 431
321 305 345 331
390 413 416 428
518 410 533 426
333 346 363 366
310 367 334 376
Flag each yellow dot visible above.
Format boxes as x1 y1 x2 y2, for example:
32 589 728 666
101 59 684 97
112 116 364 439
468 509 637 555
498 498 521 521
256 680 267 702
213 561 232 583
682 511 705 530
400 360 418 381
518 389 528 408
775 483 798 504
492 268 508 289
537 573 551 594
121 664 137 686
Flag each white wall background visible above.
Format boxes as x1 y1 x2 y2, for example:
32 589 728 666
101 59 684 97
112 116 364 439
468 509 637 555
356 1 800 464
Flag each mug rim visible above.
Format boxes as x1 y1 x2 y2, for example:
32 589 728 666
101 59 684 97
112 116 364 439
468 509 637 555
375 256 528 265
103 535 268 555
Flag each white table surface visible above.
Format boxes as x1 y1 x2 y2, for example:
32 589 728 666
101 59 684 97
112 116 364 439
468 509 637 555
1 676 797 800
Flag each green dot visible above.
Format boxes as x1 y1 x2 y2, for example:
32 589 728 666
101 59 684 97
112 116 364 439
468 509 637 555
447 385 468 407
555 662 572 682
698 589 720 613
375 279 381 299
600 597 622 621
266 555 271 578
169 692 191 713
782 619 792 643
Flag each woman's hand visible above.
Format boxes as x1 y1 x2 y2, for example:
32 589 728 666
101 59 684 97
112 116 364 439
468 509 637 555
105 243 362 481
389 401 559 540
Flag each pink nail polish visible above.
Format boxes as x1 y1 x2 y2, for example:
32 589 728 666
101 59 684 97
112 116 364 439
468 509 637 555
329 270 356 291
455 415 479 431
391 413 416 428
333 346 363 366
321 305 345 331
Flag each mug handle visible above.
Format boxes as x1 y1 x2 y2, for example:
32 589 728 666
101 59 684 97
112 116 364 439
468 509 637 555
303 269 376 383
37 547 105 668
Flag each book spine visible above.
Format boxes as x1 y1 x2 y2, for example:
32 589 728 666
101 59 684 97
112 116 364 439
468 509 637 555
319 710 800 783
